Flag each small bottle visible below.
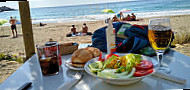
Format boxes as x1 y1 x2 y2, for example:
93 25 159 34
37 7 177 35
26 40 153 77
106 19 116 54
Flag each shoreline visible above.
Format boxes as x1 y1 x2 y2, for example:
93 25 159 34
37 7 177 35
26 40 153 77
2 13 190 26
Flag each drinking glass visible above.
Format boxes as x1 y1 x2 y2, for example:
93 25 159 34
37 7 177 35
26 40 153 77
36 41 60 76
148 18 172 74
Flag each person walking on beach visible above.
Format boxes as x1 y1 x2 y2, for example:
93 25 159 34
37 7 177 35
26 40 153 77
9 17 18 37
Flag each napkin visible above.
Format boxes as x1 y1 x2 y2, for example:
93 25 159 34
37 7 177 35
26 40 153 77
153 70 186 84
58 77 82 90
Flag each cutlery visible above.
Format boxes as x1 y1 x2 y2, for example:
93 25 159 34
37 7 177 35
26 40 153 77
58 71 83 90
18 82 32 90
153 70 186 84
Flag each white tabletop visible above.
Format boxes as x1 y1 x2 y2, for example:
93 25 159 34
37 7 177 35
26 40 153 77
0 44 190 90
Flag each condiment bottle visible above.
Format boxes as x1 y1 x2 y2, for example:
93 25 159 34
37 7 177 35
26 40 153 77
106 20 116 54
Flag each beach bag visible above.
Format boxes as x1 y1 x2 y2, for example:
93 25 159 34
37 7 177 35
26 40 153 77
116 25 149 53
91 22 150 53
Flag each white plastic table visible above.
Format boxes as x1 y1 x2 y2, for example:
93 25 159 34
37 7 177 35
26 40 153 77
0 44 190 90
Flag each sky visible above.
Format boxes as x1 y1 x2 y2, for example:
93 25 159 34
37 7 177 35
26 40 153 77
0 0 136 9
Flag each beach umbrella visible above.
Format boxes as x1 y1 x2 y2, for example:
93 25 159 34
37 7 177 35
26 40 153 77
0 19 8 36
101 9 115 13
0 19 8 25
101 9 115 19
16 21 21 25
119 9 131 13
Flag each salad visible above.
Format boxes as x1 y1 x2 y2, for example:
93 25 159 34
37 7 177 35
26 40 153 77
88 53 154 79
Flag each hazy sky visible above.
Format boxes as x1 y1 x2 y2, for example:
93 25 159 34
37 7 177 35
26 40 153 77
0 0 136 9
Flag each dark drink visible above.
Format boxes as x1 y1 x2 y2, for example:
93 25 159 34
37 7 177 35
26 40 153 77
36 41 60 76
39 56 59 75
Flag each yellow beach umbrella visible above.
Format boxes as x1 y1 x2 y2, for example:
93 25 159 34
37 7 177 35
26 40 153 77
0 19 9 37
0 19 8 25
101 9 115 13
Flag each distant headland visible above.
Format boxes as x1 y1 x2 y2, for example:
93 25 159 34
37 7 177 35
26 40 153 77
0 6 16 12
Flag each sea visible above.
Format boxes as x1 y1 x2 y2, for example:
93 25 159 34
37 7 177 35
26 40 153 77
1 0 190 26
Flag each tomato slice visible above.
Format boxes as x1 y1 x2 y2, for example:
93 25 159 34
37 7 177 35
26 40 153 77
106 53 119 60
98 58 105 62
133 68 154 77
98 52 102 61
136 60 153 70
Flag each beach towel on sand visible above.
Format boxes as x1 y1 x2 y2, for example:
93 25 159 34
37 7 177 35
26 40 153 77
91 22 174 56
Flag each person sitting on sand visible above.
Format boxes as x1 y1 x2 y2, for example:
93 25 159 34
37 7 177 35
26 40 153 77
131 13 136 21
9 17 18 38
112 15 120 22
126 14 131 21
66 25 77 37
105 18 111 23
82 23 88 35
117 12 124 21
81 23 92 36
71 25 77 35
123 14 131 21
40 22 47 26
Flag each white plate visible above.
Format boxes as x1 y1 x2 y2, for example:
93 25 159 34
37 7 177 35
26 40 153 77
65 58 84 70
84 54 158 85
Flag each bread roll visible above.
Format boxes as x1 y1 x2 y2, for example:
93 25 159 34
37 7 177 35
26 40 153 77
71 47 100 68
71 63 85 68
84 47 100 58
71 49 93 67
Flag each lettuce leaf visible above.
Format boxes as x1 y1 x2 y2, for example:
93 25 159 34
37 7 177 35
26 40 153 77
89 61 103 73
95 61 103 69
97 68 135 79
103 55 118 69
115 71 129 77
117 67 136 79
97 69 118 78
125 54 142 72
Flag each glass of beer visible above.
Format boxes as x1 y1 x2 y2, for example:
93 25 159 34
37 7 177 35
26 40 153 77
148 18 172 73
36 42 60 76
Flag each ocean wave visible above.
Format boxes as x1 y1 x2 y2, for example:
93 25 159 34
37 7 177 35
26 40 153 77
31 9 190 23
135 9 190 18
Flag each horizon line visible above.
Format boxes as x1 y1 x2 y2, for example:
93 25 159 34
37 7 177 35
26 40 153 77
29 0 138 9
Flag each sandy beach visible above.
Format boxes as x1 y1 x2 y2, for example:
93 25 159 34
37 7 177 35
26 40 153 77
0 14 190 83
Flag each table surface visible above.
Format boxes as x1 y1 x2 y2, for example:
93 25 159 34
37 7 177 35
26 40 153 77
0 43 190 90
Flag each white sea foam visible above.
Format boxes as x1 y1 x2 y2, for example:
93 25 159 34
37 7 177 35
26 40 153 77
135 9 190 18
3 9 190 26
30 9 190 24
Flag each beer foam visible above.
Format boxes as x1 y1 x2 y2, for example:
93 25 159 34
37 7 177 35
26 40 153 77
149 25 171 31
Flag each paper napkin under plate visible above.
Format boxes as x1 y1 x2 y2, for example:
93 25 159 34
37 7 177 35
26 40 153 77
153 70 186 84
